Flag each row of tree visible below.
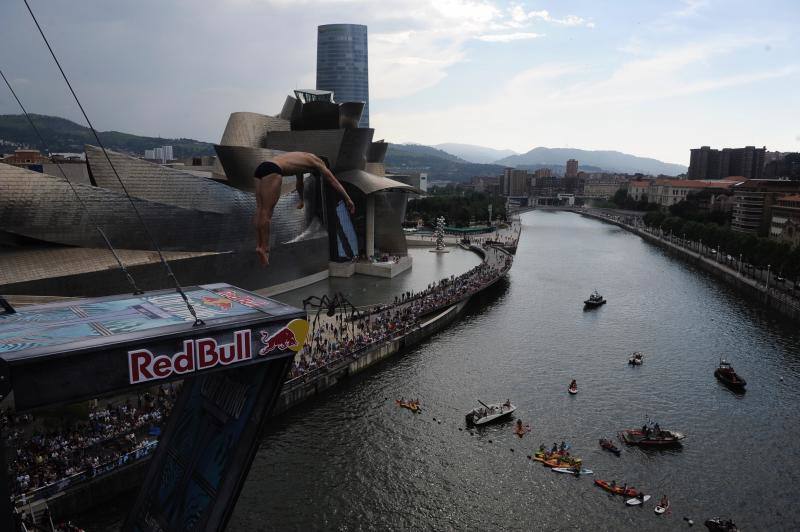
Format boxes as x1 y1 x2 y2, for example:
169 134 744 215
611 189 659 211
407 189 506 227
642 210 800 278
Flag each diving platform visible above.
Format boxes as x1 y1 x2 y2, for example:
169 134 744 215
0 283 308 532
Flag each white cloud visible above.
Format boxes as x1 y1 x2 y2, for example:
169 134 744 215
477 32 542 42
508 6 595 28
673 0 711 18
373 34 797 161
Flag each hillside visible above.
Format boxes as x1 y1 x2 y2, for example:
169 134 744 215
0 114 215 159
434 143 517 164
384 144 506 182
496 147 686 176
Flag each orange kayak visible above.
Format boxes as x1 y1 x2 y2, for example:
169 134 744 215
543 457 582 468
395 399 420 413
594 479 639 497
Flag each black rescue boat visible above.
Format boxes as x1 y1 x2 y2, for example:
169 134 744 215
714 360 746 392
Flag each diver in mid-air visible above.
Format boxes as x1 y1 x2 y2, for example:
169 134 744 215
253 152 355 266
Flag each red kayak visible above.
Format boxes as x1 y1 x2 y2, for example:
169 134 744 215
594 479 639 497
599 438 621 456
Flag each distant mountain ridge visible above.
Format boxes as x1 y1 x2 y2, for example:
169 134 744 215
0 114 215 159
385 144 505 182
434 143 517 164
496 147 686 176
0 114 686 179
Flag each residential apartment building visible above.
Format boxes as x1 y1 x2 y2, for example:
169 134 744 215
502 168 529 196
648 179 741 209
1 149 49 166
688 146 766 180
565 159 578 178
732 180 800 235
769 195 800 246
583 181 623 199
627 180 652 201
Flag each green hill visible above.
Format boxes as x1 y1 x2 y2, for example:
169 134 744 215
0 114 215 159
0 115 508 181
385 144 506 182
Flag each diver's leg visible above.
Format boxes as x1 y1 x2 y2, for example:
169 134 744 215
254 174 282 266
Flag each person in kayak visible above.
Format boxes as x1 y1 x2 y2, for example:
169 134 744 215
514 419 530 437
569 379 577 388
659 495 669 507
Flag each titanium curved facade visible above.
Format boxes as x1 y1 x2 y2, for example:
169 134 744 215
0 156 329 296
316 24 369 128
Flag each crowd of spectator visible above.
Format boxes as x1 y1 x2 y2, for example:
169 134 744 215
7 385 177 500
287 244 513 381
4 234 515 515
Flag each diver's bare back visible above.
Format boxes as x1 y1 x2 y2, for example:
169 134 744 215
252 151 354 267
269 152 322 175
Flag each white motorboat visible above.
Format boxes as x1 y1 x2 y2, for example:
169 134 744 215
465 401 516 426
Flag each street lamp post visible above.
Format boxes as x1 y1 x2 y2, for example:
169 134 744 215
699 238 702 256
766 264 771 290
738 254 742 274
716 244 720 262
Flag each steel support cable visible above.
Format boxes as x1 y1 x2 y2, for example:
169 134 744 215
22 0 204 325
0 68 144 295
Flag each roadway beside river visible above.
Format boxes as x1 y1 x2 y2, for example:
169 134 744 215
575 208 800 321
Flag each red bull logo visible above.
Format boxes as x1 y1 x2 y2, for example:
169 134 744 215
201 296 232 311
258 319 308 356
128 330 252 384
259 328 297 356
126 319 308 385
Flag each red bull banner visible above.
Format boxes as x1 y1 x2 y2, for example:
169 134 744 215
127 319 308 384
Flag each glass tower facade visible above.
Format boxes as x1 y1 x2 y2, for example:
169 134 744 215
316 24 369 128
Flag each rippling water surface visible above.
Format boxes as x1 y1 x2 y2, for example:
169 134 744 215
87 211 800 530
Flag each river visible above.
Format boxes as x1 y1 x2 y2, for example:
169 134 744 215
85 210 800 530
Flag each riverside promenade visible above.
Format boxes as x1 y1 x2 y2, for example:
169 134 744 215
572 208 800 321
274 242 514 414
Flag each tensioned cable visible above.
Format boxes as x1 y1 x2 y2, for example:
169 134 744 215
22 0 204 325
0 68 144 295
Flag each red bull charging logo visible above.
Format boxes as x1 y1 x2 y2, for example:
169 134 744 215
127 319 307 384
258 319 308 356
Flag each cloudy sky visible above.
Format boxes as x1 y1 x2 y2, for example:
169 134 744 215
1 0 798 164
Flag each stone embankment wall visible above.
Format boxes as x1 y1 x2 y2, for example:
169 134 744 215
44 244 511 519
273 244 507 415
576 210 800 322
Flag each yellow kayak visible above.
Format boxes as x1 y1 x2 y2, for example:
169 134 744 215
396 399 421 413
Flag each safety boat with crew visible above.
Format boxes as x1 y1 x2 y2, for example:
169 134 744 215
584 290 606 308
620 421 685 447
628 352 644 366
465 399 515 426
714 360 746 392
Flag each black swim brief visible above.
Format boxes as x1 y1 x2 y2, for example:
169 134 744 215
254 161 283 179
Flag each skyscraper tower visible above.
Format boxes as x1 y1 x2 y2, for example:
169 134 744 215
316 24 369 128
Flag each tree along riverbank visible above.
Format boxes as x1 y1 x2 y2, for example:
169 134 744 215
576 209 800 322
